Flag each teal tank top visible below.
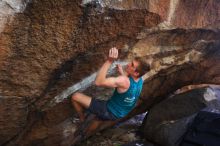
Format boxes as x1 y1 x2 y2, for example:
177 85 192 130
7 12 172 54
107 76 143 118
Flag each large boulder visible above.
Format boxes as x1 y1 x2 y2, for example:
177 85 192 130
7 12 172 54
0 0 161 145
142 86 220 146
0 0 219 145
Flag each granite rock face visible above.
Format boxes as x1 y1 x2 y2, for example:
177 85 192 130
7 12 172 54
0 0 219 145
0 0 160 145
0 0 158 106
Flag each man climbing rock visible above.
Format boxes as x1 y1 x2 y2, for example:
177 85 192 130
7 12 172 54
71 47 151 122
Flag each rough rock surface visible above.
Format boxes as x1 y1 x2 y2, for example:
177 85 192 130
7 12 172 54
143 86 220 146
0 0 161 111
0 0 219 146
0 96 28 145
0 1 161 145
172 0 220 29
128 29 220 114
82 0 220 29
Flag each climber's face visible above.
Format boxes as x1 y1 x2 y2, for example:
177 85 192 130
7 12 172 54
126 60 140 78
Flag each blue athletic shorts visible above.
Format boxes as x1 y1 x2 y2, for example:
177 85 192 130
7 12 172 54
88 98 118 120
